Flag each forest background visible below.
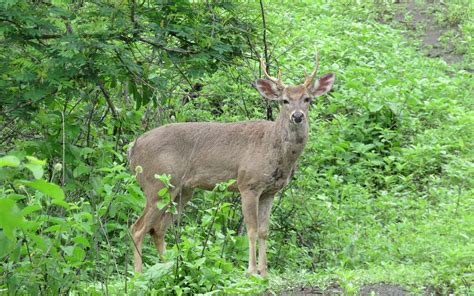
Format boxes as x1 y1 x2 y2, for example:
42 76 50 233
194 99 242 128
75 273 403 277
0 0 472 294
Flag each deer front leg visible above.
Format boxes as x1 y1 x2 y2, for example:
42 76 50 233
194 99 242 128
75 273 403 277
257 194 275 277
240 189 261 275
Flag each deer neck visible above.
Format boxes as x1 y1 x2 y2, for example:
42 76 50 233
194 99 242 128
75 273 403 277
272 111 308 162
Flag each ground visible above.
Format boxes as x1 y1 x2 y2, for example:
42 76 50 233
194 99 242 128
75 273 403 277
265 283 410 295
391 0 468 65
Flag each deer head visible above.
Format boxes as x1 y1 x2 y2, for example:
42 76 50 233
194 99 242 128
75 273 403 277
255 49 335 125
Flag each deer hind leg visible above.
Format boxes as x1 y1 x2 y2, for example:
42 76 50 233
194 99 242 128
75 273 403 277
131 185 167 273
257 194 275 277
131 204 162 273
150 187 194 259
149 213 172 257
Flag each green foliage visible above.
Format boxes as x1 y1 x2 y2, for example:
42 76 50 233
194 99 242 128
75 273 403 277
124 181 267 295
0 0 254 119
0 156 148 293
254 1 473 293
1 0 473 295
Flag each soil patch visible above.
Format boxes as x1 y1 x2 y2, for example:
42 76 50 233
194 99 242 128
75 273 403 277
391 0 464 64
359 283 406 296
264 285 342 296
265 283 408 295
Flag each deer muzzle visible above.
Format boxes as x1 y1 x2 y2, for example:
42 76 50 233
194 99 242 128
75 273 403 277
291 111 304 124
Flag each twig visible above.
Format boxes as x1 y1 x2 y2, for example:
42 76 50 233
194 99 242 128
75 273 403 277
166 52 195 90
259 0 273 120
98 214 120 275
61 111 66 187
137 37 193 54
97 79 122 148
97 79 119 120
200 191 222 259
130 0 138 34
86 96 98 147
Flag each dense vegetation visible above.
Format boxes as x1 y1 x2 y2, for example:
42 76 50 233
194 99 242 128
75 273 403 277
1 1 472 294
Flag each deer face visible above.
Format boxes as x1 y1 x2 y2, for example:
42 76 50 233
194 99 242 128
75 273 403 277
283 85 310 124
255 50 335 125
280 75 334 124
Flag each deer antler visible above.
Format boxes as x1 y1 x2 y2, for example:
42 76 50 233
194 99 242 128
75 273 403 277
303 48 319 88
260 57 286 88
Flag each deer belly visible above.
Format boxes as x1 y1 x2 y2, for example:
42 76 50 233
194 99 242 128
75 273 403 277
184 167 238 191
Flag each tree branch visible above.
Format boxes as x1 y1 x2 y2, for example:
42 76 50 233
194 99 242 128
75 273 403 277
97 79 119 120
259 0 273 120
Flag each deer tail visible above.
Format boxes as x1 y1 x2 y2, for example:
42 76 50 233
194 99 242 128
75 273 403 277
127 139 137 168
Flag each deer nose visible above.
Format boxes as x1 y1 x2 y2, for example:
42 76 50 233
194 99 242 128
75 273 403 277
291 112 304 123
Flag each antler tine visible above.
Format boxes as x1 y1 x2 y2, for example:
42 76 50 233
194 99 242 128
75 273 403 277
303 66 309 79
260 57 286 88
303 47 319 87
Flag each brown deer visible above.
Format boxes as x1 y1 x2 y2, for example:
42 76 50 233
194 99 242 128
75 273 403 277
129 50 335 276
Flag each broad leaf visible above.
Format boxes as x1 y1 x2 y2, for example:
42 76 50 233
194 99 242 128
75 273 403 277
21 179 65 200
0 155 20 167
0 198 24 240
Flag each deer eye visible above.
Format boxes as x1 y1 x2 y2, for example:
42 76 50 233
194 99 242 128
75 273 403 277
304 98 310 103
282 100 290 105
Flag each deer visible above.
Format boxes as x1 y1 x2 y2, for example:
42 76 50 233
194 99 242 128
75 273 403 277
129 49 335 276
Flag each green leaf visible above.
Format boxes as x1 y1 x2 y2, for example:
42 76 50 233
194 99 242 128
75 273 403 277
21 179 65 200
202 214 212 226
73 162 91 178
72 236 91 248
142 84 152 106
61 245 74 256
154 174 174 188
144 261 174 279
0 198 24 240
156 199 168 210
20 204 42 216
43 225 61 233
130 81 142 110
1 0 19 9
194 257 206 267
168 204 177 215
29 233 47 251
61 245 86 265
0 155 20 167
25 156 46 166
25 163 44 179
0 231 15 258
368 102 383 113
7 194 27 201
158 187 168 197
52 199 70 209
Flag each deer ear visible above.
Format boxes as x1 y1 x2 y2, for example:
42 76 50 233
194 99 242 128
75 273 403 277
255 79 283 100
309 73 335 97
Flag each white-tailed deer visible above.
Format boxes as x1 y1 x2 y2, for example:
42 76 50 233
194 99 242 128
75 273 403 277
129 50 335 276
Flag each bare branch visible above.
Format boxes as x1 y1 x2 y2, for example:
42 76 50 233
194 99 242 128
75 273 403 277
97 79 119 120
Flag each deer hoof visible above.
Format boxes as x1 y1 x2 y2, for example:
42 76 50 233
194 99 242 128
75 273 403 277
246 269 258 276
